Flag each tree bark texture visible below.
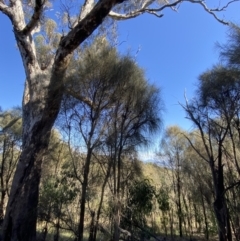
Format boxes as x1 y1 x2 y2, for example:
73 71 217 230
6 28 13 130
2 97 62 241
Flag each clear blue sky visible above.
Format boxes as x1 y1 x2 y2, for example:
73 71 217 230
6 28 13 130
0 1 240 132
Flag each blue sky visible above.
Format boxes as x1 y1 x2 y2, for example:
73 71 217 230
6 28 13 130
0 1 240 133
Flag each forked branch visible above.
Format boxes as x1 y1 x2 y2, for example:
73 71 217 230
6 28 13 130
109 0 239 24
22 0 45 35
65 88 96 109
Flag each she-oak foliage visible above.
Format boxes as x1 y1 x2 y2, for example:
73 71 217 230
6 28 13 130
184 25 240 241
60 39 163 241
0 0 239 239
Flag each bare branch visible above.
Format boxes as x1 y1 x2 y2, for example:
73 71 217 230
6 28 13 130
0 2 13 16
109 8 164 20
109 0 182 20
65 88 96 110
182 133 209 163
224 180 240 195
181 101 213 161
22 0 45 35
187 0 229 25
147 0 183 12
109 0 238 23
109 10 143 20
0 117 21 134
209 0 239 11
52 0 125 79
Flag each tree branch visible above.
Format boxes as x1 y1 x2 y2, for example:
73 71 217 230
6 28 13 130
0 117 21 134
109 10 143 20
187 0 229 25
52 0 125 83
182 133 209 163
208 0 239 12
22 0 45 35
224 180 240 195
109 0 238 23
65 88 96 109
0 2 12 16
79 0 95 20
181 101 213 162
109 0 166 20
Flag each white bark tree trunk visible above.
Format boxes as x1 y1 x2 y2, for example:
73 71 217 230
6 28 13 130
1 0 125 240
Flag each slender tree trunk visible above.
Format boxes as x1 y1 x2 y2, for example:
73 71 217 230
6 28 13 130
162 212 168 236
113 145 123 241
113 200 121 241
113 158 120 241
0 139 7 223
0 190 6 225
88 211 95 241
193 204 199 231
54 217 60 241
182 194 193 238
169 209 174 239
92 159 112 241
176 169 182 237
200 186 209 240
112 124 119 241
78 149 92 241
211 153 232 241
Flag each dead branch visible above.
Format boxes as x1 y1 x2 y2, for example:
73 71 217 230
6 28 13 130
109 0 238 24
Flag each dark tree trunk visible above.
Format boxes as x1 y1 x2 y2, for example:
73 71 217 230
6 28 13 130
211 156 232 241
77 149 92 241
213 197 232 241
88 211 95 241
2 95 63 241
3 138 49 241
2 65 65 240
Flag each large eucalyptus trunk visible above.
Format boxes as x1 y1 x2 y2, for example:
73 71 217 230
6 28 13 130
2 71 64 241
1 0 124 240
